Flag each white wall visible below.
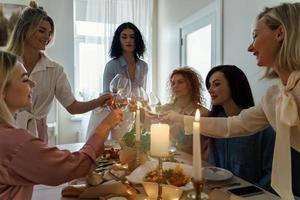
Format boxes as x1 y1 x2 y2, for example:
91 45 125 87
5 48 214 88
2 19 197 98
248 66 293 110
156 0 211 103
156 0 294 104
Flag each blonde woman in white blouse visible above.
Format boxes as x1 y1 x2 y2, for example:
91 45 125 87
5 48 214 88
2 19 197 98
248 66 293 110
6 1 111 142
161 3 300 200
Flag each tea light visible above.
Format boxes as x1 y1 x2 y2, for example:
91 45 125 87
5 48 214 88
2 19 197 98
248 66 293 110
193 109 202 181
150 123 170 157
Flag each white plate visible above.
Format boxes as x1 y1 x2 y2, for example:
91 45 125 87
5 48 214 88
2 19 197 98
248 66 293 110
126 161 193 190
202 166 233 181
126 161 193 199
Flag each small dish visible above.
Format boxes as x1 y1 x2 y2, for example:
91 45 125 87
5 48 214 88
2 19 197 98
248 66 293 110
126 161 193 199
202 167 233 181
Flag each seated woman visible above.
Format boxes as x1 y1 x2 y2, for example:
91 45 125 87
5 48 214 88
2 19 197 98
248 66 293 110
0 51 123 199
160 67 209 156
205 65 275 190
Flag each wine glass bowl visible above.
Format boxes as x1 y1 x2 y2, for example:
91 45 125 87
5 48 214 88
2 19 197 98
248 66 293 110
109 74 131 111
145 92 162 120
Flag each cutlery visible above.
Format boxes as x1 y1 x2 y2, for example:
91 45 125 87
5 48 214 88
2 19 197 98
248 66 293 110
108 171 141 194
209 182 241 190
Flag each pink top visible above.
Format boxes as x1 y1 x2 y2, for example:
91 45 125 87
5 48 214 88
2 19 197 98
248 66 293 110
0 123 104 200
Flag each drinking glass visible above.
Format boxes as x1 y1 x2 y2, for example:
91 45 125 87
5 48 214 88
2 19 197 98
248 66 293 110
109 74 131 111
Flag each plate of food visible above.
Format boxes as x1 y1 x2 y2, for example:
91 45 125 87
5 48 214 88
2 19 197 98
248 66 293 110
126 161 193 199
202 166 233 181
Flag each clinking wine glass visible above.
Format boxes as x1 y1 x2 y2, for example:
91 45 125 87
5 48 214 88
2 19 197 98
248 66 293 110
128 86 148 112
109 74 131 111
146 92 162 121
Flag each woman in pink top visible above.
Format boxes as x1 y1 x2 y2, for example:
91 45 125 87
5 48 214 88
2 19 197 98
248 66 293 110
0 51 123 199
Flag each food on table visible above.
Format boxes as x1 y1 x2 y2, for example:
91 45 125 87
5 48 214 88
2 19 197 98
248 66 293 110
102 147 120 159
143 164 190 187
86 172 103 186
61 184 86 197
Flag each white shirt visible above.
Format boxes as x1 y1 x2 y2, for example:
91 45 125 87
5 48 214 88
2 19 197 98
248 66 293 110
16 53 75 138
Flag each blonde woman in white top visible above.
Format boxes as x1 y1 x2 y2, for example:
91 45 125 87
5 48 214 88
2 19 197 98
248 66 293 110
6 1 111 142
161 3 300 200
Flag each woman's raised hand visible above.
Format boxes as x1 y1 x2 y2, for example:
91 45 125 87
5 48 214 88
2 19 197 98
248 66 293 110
102 109 124 129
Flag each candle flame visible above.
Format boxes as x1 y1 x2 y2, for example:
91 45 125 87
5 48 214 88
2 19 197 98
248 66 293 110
195 109 200 121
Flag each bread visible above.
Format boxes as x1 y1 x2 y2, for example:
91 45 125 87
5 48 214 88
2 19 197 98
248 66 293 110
86 172 104 186
61 185 86 197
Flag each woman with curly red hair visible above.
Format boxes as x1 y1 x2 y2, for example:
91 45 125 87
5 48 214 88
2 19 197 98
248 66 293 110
161 66 209 157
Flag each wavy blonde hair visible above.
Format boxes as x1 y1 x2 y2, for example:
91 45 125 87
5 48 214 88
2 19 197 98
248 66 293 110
6 1 54 56
257 3 300 78
0 51 18 125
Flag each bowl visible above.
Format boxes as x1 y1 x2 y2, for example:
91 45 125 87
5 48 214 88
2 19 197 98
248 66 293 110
126 161 193 200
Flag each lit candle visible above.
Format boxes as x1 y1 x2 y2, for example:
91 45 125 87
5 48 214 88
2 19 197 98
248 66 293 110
150 123 170 157
193 109 202 181
135 102 141 141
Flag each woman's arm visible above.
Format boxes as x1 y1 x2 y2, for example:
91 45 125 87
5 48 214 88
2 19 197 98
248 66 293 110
162 104 271 138
66 94 112 114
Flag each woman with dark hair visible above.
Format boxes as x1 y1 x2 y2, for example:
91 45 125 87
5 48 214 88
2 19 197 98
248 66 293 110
6 1 112 142
160 66 209 155
206 65 275 190
103 22 148 92
161 3 300 199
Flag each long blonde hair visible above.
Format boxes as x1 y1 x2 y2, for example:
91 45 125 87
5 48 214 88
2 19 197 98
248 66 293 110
6 1 54 56
0 51 18 125
257 3 300 78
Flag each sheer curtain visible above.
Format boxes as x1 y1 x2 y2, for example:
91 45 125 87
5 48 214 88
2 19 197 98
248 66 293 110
74 0 153 141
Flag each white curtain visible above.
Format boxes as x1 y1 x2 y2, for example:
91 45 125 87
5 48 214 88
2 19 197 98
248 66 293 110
75 0 153 141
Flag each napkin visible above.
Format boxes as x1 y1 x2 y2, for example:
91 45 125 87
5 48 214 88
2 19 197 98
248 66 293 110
62 180 130 199
79 180 129 198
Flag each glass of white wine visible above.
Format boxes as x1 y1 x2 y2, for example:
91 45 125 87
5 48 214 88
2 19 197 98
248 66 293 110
109 74 131 111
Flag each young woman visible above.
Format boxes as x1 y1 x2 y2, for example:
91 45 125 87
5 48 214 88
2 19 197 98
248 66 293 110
6 1 111 142
103 22 148 92
160 67 209 156
206 65 275 190
161 3 300 199
0 51 123 199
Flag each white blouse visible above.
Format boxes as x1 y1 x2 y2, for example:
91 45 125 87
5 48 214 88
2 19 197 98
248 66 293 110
16 53 75 137
183 71 300 200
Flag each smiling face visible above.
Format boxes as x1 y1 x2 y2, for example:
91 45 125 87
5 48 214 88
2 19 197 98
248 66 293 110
171 74 191 100
247 17 283 68
208 71 232 106
120 28 136 53
26 20 53 51
4 62 35 113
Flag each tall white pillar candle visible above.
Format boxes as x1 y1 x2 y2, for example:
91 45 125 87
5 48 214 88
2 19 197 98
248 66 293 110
150 123 170 157
193 109 202 181
135 102 141 141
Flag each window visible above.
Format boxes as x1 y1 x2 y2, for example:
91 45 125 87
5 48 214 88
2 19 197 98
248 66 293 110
74 20 109 99
179 0 223 107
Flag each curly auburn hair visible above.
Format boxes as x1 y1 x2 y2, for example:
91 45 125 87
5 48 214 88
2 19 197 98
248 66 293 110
168 66 205 106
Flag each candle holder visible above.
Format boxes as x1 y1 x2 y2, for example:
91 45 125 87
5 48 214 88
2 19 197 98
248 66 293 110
187 178 208 200
150 154 171 200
